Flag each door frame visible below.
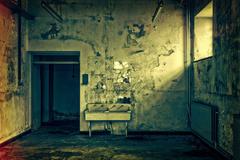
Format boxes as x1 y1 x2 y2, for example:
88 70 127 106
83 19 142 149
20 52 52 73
28 51 80 129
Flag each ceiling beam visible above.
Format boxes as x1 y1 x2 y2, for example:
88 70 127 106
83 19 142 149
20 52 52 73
0 0 34 20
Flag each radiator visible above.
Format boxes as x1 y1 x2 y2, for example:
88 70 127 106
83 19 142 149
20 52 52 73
191 102 218 145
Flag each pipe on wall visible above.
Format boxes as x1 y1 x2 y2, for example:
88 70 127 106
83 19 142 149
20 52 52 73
0 0 34 20
41 1 63 23
184 0 191 127
18 0 22 86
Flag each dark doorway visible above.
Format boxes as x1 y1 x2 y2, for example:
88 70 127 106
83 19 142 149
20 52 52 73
31 52 80 131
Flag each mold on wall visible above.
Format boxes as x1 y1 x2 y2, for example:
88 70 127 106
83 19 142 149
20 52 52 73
0 2 30 143
28 0 188 132
193 0 240 154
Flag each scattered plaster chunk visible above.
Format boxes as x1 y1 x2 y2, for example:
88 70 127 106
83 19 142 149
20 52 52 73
122 62 129 68
114 61 123 70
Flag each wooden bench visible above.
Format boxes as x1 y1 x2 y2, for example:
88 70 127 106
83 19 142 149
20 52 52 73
84 104 132 137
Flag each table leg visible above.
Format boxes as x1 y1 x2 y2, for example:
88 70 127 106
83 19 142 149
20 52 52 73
88 121 91 137
125 122 128 137
110 122 113 135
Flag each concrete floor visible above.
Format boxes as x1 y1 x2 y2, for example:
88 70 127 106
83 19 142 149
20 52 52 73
0 122 225 160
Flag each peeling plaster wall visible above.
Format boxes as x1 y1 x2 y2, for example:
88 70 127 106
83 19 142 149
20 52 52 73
193 0 240 154
0 3 30 143
28 0 188 132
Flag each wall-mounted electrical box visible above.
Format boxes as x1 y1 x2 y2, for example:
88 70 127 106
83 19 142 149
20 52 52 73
82 74 89 85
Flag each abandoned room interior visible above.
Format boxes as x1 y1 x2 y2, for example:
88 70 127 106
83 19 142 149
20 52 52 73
0 0 239 159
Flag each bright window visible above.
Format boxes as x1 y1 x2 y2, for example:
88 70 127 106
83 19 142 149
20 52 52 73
194 1 213 61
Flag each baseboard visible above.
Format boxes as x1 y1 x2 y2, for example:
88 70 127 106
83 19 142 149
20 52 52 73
128 130 192 135
215 145 233 160
0 129 31 148
79 130 111 135
79 130 192 136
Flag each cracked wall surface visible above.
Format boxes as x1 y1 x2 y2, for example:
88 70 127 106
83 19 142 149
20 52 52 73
193 0 240 154
0 2 30 143
0 0 239 156
28 0 188 133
